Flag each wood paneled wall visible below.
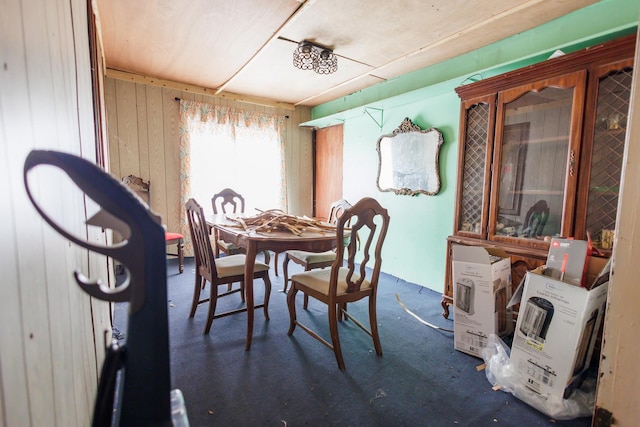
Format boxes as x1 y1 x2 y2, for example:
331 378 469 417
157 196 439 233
1 0 112 425
104 76 315 240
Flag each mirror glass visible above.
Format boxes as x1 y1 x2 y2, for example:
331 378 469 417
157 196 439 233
376 118 444 196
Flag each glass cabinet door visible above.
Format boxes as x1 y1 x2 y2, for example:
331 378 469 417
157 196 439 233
489 72 586 249
455 95 495 237
582 64 633 251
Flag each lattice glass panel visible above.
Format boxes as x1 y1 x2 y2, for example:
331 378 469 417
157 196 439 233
586 68 632 246
458 103 489 233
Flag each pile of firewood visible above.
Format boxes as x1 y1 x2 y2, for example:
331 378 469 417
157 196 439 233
225 209 337 235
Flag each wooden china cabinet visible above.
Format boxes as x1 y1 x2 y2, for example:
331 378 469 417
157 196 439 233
442 34 635 318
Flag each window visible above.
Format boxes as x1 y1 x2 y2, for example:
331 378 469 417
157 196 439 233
179 100 287 217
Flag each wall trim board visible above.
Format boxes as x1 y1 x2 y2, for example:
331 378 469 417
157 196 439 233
106 68 296 111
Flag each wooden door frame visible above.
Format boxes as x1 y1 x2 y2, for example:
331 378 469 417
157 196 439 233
313 124 343 220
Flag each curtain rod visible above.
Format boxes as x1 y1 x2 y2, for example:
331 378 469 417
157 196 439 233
174 97 289 118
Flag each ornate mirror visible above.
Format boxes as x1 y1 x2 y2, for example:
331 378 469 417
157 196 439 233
376 117 444 196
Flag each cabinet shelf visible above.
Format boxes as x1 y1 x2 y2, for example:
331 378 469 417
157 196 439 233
590 186 620 195
523 135 569 145
595 128 626 136
508 189 564 196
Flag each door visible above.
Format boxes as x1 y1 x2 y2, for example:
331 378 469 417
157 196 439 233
314 124 343 220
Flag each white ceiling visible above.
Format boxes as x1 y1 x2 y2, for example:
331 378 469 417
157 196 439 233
96 0 598 108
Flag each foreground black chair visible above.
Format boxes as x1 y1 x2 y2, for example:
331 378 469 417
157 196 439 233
287 197 390 370
186 198 271 335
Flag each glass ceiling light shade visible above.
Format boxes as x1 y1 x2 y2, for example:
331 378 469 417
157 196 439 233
293 40 337 74
293 41 318 71
314 49 338 74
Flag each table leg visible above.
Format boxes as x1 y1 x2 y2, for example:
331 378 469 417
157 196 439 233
244 243 256 351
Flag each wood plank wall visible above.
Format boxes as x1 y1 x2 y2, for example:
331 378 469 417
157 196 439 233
104 76 315 243
1 0 112 425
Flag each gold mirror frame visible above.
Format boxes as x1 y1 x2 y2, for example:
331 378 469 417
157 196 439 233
376 117 444 196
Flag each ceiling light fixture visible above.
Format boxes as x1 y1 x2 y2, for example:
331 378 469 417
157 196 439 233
293 41 337 75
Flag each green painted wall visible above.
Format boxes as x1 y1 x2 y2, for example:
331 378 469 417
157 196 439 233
309 0 639 293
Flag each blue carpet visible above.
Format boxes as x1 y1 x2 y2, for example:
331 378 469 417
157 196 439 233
115 257 593 427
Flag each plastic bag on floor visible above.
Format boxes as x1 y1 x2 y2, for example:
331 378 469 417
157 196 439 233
481 334 595 420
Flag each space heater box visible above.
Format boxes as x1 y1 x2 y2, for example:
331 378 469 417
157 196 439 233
455 278 475 315
509 256 610 401
451 245 512 358
519 296 554 342
494 284 509 336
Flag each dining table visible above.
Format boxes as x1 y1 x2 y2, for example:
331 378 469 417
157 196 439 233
207 214 340 351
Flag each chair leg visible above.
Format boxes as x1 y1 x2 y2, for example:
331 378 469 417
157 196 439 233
218 247 234 293
177 238 184 273
329 302 345 371
369 297 382 356
286 286 298 336
190 273 204 318
274 252 279 276
213 233 221 258
302 266 311 309
262 274 272 320
204 284 219 334
338 303 349 321
282 253 291 292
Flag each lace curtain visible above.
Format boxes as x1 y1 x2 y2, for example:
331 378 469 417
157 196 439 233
179 99 287 253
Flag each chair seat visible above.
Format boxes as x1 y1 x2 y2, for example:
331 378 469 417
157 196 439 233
287 250 336 264
217 239 239 252
216 254 269 279
165 232 184 241
164 232 184 273
291 268 370 296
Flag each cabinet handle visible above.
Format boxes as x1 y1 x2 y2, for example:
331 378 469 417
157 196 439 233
569 149 576 177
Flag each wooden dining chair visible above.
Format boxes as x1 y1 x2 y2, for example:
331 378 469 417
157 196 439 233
211 188 245 257
122 175 184 273
211 188 274 270
286 197 390 370
186 198 272 334
282 199 352 305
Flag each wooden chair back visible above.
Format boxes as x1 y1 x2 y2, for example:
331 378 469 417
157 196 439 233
523 199 550 237
122 174 151 205
212 188 245 214
185 198 217 281
327 198 351 225
282 198 352 292
333 197 390 294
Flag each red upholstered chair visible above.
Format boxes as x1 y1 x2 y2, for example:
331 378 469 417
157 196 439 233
122 175 184 273
164 232 184 274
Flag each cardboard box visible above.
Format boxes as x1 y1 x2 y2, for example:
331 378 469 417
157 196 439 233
452 245 513 358
545 238 590 287
509 256 610 400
